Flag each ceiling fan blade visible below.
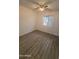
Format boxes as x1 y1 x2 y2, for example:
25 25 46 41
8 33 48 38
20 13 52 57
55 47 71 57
45 8 59 11
34 7 39 9
44 0 56 5
25 0 40 6
33 6 40 10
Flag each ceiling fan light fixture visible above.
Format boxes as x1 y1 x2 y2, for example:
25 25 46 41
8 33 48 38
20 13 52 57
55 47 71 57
39 7 44 11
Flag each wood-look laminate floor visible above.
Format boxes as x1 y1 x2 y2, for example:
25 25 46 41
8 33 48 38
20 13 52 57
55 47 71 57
19 30 59 59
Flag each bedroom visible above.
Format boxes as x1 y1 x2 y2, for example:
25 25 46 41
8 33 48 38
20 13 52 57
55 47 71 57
19 0 59 59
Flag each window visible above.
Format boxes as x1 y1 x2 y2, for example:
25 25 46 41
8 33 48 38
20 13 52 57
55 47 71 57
43 16 49 26
43 16 53 27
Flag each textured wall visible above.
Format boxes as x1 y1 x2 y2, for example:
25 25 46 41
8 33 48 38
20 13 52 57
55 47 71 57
19 5 36 36
35 11 59 36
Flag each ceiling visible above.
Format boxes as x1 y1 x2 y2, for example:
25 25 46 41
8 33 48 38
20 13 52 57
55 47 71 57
20 0 59 11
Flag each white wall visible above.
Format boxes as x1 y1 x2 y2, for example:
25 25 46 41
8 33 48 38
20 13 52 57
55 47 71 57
35 11 59 36
19 5 59 36
19 5 36 36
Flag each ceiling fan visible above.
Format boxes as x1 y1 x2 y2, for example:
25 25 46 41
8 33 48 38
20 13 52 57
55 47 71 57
34 4 48 11
25 0 57 11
